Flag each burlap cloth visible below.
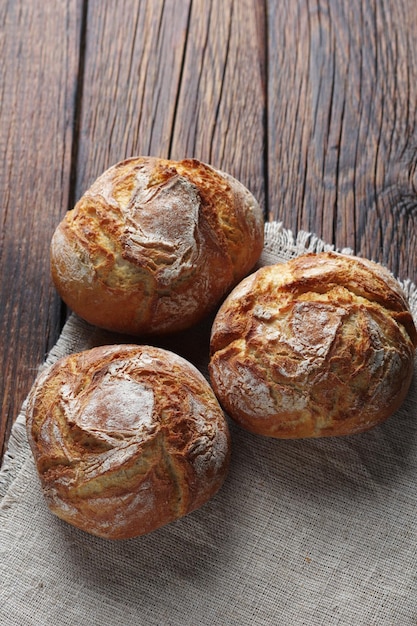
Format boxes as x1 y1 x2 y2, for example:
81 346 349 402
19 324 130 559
1 222 417 625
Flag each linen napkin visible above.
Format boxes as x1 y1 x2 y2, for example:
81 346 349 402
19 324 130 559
1 222 417 626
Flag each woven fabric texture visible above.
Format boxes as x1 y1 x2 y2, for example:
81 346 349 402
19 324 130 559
1 222 417 626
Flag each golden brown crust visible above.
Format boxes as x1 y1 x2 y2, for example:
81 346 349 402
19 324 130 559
209 252 416 438
26 345 231 539
50 157 264 335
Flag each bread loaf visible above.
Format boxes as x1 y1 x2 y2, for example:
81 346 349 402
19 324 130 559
26 344 231 539
50 157 264 335
209 252 417 438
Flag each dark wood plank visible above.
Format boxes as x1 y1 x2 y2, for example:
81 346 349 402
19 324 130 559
73 0 192 199
73 0 266 216
169 0 267 210
267 0 417 283
0 0 84 460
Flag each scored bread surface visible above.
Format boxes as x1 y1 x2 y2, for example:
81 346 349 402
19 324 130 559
209 252 417 438
26 344 231 539
50 157 264 335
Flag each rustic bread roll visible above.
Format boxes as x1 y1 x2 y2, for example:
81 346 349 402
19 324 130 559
209 251 417 438
26 344 231 539
50 157 264 335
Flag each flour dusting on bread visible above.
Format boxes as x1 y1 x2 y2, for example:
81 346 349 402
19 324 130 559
26 344 231 539
209 252 416 438
50 156 264 335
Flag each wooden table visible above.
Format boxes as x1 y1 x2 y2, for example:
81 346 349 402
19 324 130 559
1 0 417 464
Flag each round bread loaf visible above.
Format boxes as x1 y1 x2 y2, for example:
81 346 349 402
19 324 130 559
26 344 231 539
50 157 264 335
209 251 417 438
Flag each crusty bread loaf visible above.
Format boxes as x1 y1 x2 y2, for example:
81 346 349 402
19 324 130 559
26 344 231 539
209 251 417 438
50 157 264 335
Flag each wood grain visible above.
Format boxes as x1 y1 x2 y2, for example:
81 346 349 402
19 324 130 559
73 0 266 207
0 0 83 460
169 0 266 210
267 0 417 282
72 0 192 199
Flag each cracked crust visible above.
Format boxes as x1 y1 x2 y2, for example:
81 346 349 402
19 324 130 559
50 157 264 335
209 252 417 438
26 345 231 539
